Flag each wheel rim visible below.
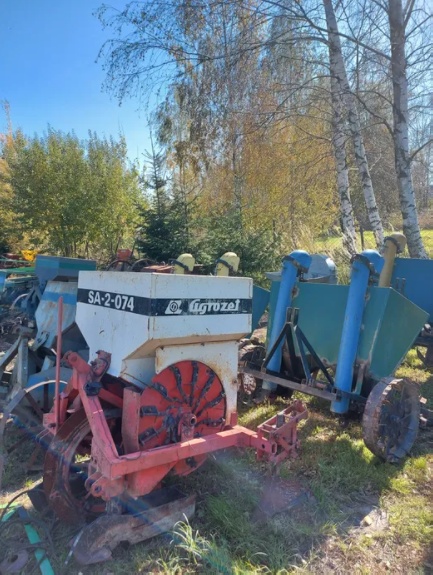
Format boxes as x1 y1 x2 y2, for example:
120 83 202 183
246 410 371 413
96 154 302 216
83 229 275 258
106 259 132 271
43 408 121 523
362 378 420 462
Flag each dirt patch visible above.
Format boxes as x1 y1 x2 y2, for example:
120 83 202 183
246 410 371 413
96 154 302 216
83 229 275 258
252 475 314 523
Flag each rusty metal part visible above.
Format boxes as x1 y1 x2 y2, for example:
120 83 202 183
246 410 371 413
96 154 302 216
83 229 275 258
137 263 173 273
106 259 133 271
238 343 264 396
64 362 306 500
362 378 420 463
131 258 158 271
0 380 67 489
72 487 196 565
241 366 338 402
138 361 226 474
255 400 308 464
43 352 305 525
43 408 121 524
116 361 227 496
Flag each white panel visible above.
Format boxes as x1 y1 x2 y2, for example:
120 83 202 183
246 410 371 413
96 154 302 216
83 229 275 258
76 271 252 378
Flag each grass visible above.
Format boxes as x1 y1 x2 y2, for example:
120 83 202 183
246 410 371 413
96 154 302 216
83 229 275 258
316 228 433 256
2 358 432 574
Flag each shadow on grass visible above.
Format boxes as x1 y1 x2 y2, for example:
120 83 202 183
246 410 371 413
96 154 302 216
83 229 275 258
1 422 45 495
165 396 433 574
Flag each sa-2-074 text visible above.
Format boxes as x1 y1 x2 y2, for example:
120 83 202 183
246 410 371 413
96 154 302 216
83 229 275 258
87 290 135 311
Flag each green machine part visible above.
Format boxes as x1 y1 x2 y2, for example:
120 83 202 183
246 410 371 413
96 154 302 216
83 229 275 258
290 283 428 382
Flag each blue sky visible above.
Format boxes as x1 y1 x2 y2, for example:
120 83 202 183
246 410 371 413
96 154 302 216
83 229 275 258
0 1 151 164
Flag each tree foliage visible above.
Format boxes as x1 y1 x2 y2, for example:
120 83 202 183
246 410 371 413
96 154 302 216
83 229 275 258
0 125 142 259
97 0 432 260
136 143 191 261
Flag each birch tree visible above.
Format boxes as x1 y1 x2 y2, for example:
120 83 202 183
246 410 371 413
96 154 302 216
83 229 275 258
386 0 428 257
257 0 430 255
329 0 431 256
323 0 384 248
328 26 357 253
96 0 431 256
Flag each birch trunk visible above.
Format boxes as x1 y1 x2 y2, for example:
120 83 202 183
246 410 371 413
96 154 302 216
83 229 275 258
323 0 384 250
329 57 357 254
388 0 427 258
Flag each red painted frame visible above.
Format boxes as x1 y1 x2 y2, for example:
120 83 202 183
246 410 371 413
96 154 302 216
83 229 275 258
45 351 307 501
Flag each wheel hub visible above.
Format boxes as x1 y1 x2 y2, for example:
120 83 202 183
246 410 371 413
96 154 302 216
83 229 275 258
138 361 226 473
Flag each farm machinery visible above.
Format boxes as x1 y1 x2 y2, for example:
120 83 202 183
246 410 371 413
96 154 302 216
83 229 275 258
240 248 429 463
0 252 307 565
1 242 431 564
0 255 96 401
378 233 433 368
0 253 37 311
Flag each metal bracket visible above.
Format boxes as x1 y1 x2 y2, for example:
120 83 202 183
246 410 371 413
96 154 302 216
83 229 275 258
263 307 334 388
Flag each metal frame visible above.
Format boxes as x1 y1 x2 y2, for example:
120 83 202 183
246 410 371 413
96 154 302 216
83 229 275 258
263 307 334 387
43 351 307 502
258 306 367 405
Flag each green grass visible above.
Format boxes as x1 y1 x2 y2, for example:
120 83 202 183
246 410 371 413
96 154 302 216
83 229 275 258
1 350 433 574
316 229 433 258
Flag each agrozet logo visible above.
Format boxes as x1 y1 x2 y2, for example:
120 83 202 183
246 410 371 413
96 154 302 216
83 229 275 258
164 298 241 315
188 298 240 314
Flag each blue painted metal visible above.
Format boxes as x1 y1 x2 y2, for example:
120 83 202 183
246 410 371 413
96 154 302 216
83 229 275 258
290 284 428 382
15 256 97 317
391 258 433 322
0 268 36 292
264 271 281 347
263 251 312 391
303 254 337 283
251 285 269 332
42 290 77 306
0 268 37 306
265 254 336 346
331 250 384 413
35 255 96 288
32 281 83 350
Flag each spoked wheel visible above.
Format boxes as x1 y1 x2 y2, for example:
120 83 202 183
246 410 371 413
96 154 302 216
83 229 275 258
106 259 133 271
43 408 121 524
139 361 227 475
131 258 158 272
362 378 420 463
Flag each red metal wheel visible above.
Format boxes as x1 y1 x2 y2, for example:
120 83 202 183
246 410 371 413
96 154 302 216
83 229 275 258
138 361 227 475
43 408 121 524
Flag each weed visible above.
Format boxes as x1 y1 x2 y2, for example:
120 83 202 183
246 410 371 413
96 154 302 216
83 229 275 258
389 475 412 495
171 518 235 575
